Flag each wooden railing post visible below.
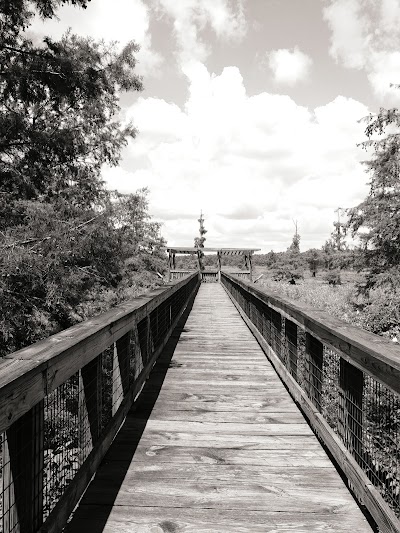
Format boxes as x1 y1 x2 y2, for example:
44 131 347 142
285 319 298 379
271 309 282 360
306 333 323 412
339 359 364 465
3 401 44 533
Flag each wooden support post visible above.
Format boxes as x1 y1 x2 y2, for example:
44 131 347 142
271 309 282 360
217 251 222 282
285 319 298 379
249 253 253 282
3 401 44 533
306 333 323 412
196 250 202 277
80 354 102 446
339 358 364 465
167 251 172 281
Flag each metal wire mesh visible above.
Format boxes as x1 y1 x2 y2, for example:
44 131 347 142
363 377 400 511
43 373 82 519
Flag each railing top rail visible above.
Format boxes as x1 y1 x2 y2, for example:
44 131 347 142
222 272 400 394
0 272 199 433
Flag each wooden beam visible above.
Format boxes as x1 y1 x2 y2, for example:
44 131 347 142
217 251 222 282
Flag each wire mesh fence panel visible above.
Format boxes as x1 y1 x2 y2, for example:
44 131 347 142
320 348 341 434
43 374 81 520
363 377 400 514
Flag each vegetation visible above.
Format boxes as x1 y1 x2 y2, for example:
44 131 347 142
194 211 207 271
0 1 166 358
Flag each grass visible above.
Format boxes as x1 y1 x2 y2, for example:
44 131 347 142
254 268 366 331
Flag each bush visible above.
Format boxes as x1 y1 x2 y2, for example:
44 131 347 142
324 270 341 286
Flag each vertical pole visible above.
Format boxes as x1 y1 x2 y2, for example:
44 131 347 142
196 250 202 280
249 253 253 282
167 251 172 282
217 251 222 282
285 319 298 379
306 333 323 412
4 401 44 533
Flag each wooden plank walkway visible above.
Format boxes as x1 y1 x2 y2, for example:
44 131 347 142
66 284 373 532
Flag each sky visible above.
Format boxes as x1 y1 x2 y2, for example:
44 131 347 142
32 0 400 252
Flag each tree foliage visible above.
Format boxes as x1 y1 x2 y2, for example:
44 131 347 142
0 1 166 357
194 211 207 271
348 106 400 290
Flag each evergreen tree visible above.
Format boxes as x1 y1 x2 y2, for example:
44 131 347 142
287 221 300 253
194 211 207 271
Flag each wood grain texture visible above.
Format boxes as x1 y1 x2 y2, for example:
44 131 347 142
66 284 372 533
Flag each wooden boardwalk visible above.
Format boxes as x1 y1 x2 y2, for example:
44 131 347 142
67 284 372 532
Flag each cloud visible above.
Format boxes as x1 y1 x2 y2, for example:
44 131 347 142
30 0 163 76
103 62 370 251
154 0 246 65
268 47 313 85
324 0 400 102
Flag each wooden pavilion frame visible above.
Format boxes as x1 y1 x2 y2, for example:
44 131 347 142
166 247 260 282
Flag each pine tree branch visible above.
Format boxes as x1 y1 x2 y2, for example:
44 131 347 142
1 213 105 249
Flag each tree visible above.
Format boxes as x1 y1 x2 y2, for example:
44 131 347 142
346 101 400 337
0 2 142 205
194 211 207 248
331 208 347 251
194 211 207 271
0 2 168 357
305 248 321 277
347 105 400 290
287 221 300 253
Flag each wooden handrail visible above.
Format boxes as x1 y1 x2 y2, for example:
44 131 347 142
222 272 400 395
221 271 400 533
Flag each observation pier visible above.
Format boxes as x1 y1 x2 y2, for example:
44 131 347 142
1 266 400 533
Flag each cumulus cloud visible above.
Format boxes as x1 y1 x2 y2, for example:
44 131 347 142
154 0 246 65
103 62 370 251
268 47 313 85
324 0 400 101
30 0 162 76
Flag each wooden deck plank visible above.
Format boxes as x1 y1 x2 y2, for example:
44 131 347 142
66 284 372 532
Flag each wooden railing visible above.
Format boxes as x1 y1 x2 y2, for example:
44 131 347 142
169 270 194 280
0 273 200 533
201 270 219 283
231 271 251 281
221 272 400 533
